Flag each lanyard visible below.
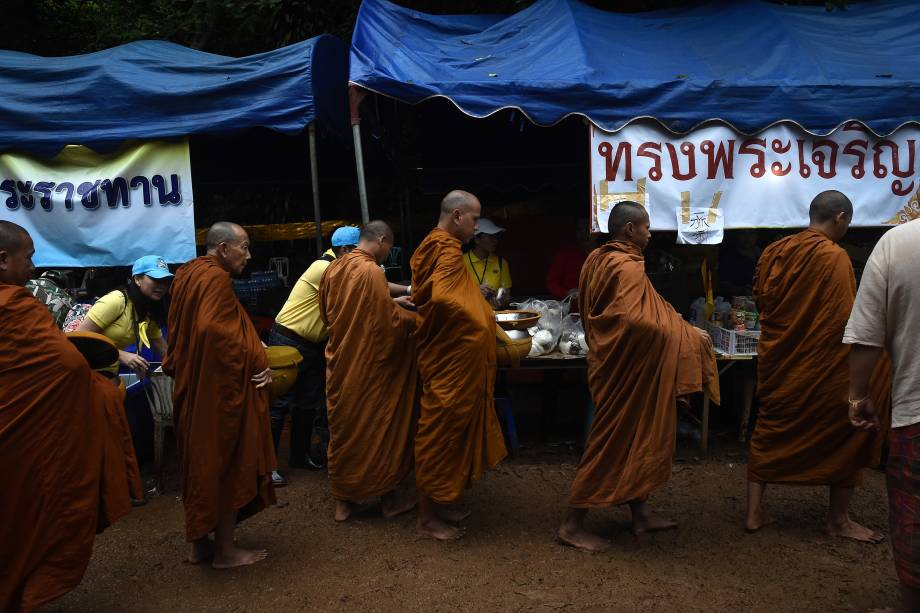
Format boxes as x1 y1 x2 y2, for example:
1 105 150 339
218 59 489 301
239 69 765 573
468 251 488 285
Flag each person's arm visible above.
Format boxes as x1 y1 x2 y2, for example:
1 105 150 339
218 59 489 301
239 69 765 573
848 345 883 430
76 316 103 334
151 335 168 362
843 241 889 431
77 295 150 376
388 281 410 298
498 259 512 308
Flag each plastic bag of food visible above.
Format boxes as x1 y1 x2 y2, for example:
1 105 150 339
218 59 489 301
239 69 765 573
557 314 588 356
527 300 563 356
559 293 576 316
542 299 565 322
522 299 546 335
512 298 537 314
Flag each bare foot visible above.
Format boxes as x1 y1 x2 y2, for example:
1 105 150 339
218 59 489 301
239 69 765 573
437 506 471 524
744 507 774 533
211 545 268 569
557 526 610 553
744 518 776 533
827 518 885 544
335 500 360 522
417 517 465 541
632 513 678 535
188 537 214 564
381 494 417 519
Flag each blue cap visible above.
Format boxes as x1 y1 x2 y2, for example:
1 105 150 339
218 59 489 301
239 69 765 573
132 255 173 279
331 226 360 247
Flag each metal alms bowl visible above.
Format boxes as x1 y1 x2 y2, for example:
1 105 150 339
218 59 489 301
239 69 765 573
495 310 540 330
503 329 531 340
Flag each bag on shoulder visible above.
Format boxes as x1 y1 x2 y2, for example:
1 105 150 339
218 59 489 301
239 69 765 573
62 303 93 332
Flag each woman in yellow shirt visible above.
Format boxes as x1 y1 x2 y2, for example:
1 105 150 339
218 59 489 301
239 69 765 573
464 218 512 308
77 255 172 377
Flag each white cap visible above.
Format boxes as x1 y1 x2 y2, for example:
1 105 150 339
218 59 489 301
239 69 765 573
476 218 505 235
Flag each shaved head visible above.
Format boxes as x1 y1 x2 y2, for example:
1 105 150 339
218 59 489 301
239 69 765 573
359 219 395 264
0 220 35 286
360 220 393 242
0 220 28 252
206 221 246 251
808 190 853 242
206 221 251 276
809 190 853 223
440 190 478 216
437 189 482 242
609 201 649 235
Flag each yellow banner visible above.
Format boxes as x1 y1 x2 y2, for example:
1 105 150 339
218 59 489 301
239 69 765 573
195 220 348 245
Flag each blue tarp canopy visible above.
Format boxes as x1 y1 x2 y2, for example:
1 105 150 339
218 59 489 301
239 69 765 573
0 35 348 153
350 0 920 136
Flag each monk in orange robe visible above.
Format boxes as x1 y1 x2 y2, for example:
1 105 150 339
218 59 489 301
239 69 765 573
746 191 888 543
411 190 507 541
163 221 276 569
0 221 141 612
557 202 719 552
320 220 418 522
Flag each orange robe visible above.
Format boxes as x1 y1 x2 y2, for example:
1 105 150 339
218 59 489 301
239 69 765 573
163 255 275 541
410 228 507 504
320 248 417 501
749 229 889 486
569 241 719 507
0 285 140 613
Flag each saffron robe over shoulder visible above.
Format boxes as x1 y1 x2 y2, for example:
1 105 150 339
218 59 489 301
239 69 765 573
0 285 140 613
163 255 275 541
748 229 888 486
410 228 507 504
568 240 719 507
320 248 418 501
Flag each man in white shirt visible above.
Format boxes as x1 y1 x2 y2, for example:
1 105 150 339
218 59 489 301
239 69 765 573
844 218 920 612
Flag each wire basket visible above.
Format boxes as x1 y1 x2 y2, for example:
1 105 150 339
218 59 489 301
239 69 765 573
704 321 760 355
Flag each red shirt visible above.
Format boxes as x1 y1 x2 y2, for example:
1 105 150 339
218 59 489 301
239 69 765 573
545 246 587 299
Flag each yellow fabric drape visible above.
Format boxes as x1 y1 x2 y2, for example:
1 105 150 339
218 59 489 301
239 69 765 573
195 220 348 245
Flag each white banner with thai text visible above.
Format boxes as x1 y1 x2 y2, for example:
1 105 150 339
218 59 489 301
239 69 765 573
0 139 195 267
590 122 920 234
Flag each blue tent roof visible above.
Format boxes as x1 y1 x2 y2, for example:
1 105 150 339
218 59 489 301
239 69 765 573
0 35 348 153
350 0 920 136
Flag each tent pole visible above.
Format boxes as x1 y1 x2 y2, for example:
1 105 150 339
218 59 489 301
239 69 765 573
349 85 371 225
308 123 323 258
352 122 370 225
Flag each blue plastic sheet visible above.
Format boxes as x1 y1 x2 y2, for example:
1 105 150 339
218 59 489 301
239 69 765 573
0 35 348 154
350 0 920 135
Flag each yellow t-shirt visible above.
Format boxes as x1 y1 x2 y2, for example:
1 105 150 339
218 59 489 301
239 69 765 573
274 249 335 343
464 251 512 292
86 290 163 350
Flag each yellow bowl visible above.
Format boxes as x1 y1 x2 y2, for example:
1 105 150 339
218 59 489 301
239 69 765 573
265 345 304 399
66 331 120 378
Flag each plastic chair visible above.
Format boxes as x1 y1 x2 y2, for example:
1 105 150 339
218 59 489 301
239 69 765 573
383 247 405 282
268 257 290 286
386 246 403 268
144 370 175 496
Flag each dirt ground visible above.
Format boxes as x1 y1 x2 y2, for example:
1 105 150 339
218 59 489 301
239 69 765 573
49 430 899 613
